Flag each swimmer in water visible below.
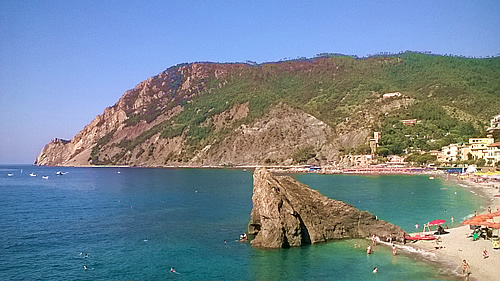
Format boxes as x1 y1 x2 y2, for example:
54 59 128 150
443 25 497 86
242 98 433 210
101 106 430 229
83 265 87 270
170 267 176 273
392 244 397 256
367 245 372 254
84 253 88 258
373 267 377 273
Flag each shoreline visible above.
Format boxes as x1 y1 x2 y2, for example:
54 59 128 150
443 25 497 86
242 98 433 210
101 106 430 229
400 174 500 280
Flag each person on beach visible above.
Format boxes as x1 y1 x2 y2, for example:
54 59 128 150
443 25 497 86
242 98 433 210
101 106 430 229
488 206 492 213
462 259 470 276
482 248 489 259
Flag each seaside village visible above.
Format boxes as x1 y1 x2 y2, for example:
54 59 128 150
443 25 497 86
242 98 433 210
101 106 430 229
283 113 500 178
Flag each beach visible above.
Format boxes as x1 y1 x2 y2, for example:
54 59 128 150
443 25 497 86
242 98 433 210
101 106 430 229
402 175 500 281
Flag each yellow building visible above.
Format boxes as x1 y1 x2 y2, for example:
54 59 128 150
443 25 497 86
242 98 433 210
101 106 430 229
468 138 494 160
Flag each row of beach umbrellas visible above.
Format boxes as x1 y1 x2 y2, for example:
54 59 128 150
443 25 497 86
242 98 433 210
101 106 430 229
462 210 500 229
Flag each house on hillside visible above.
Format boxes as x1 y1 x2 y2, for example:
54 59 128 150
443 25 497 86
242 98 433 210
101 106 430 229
369 132 379 155
401 119 418 126
487 114 500 135
383 92 402 99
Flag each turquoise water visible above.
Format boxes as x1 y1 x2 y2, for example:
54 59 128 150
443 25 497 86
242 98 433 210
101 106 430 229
0 166 486 279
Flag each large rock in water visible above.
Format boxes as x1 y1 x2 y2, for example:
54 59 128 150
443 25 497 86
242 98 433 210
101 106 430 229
248 168 407 248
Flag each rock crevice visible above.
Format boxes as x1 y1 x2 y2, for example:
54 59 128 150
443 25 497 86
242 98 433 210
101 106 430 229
248 168 406 248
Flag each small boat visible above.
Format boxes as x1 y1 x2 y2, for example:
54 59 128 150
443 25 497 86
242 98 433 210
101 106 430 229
405 234 436 241
42 176 49 179
7 173 13 177
29 173 36 177
56 171 67 175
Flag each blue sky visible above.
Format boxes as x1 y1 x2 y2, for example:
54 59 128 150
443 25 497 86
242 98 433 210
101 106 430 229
1 0 499 164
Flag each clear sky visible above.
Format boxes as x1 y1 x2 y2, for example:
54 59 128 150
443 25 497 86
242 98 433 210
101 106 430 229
1 0 499 164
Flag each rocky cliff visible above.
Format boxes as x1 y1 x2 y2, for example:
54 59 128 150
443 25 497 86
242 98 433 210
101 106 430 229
248 168 406 248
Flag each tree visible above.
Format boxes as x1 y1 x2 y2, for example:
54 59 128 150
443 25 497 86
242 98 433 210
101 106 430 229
292 146 317 164
476 158 486 167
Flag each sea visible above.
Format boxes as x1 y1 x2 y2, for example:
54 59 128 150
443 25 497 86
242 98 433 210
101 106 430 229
0 165 488 280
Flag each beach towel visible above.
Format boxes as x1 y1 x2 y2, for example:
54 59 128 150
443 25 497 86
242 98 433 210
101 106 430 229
472 232 480 241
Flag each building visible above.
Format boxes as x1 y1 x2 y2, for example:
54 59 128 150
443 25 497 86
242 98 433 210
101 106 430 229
487 114 500 135
469 138 494 160
383 92 402 99
485 142 500 166
401 119 417 126
369 132 380 155
441 143 462 162
351 155 373 167
460 145 472 161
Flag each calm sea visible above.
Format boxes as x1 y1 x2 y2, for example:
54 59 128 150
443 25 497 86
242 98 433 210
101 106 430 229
0 165 487 279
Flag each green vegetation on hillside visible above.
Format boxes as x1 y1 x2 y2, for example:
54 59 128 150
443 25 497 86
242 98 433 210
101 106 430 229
377 101 482 155
96 52 500 163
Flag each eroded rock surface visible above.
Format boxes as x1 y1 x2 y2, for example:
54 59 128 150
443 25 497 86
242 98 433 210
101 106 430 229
248 168 406 248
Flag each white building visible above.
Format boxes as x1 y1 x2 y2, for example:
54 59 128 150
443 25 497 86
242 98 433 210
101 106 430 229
382 92 402 99
485 142 500 166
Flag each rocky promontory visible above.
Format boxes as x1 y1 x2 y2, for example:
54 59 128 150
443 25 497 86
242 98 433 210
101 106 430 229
248 168 406 248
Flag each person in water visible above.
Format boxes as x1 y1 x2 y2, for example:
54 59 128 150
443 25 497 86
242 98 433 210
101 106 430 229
240 232 247 240
170 267 176 273
367 245 372 254
392 244 397 256
372 267 377 273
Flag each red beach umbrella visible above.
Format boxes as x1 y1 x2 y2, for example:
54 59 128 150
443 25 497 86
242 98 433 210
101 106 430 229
428 219 446 226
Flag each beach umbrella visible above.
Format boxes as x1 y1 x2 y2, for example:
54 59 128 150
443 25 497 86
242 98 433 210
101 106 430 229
489 223 500 229
428 219 445 226
475 214 494 220
462 218 484 225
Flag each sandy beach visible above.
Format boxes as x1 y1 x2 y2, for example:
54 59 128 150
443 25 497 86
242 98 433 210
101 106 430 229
402 175 500 280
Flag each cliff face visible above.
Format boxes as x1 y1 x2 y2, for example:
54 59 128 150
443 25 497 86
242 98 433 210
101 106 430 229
37 59 411 167
248 168 406 248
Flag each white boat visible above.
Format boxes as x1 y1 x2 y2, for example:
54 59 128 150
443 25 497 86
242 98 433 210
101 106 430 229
7 173 13 177
42 176 49 179
29 173 36 177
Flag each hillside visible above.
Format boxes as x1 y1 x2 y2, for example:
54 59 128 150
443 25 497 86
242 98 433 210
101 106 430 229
35 52 500 167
